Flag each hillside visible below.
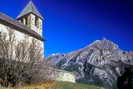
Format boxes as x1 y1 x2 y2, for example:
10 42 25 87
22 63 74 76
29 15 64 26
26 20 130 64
47 38 133 89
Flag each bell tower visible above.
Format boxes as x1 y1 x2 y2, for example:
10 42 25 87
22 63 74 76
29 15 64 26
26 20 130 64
16 1 43 36
17 1 45 57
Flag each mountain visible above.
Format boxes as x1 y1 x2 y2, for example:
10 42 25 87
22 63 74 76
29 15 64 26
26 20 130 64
46 38 133 89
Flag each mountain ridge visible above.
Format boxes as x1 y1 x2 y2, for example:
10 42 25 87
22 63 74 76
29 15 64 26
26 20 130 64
46 38 133 89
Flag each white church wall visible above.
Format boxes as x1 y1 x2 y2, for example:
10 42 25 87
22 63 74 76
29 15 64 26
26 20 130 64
0 23 25 41
0 23 9 34
54 70 76 83
14 30 25 41
56 72 76 83
0 23 44 57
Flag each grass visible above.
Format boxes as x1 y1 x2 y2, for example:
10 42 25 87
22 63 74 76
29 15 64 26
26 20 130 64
0 81 103 89
51 82 103 89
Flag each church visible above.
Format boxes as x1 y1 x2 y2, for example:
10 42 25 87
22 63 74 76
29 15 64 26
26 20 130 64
0 1 44 59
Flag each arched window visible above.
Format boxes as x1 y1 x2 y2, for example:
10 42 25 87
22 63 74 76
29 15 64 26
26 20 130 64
25 16 28 26
0 32 2 38
35 16 39 28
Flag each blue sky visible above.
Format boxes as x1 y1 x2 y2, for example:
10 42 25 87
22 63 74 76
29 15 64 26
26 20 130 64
0 0 133 56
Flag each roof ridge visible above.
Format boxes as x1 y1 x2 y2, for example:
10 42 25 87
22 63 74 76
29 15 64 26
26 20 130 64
16 1 43 19
0 13 44 41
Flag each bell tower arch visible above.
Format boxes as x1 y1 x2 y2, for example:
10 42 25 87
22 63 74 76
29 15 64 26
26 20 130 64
16 1 43 36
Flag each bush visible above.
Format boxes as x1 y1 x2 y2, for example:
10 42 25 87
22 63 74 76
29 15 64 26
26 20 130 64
0 30 52 87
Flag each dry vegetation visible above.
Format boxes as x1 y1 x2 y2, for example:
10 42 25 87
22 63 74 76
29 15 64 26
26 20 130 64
0 81 104 89
0 30 54 88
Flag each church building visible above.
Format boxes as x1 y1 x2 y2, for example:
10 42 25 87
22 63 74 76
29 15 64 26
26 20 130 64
0 1 44 60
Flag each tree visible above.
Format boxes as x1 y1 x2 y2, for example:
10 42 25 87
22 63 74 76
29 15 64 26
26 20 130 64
0 30 52 87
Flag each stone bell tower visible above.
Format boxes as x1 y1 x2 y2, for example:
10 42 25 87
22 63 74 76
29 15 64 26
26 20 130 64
16 0 43 36
16 1 44 57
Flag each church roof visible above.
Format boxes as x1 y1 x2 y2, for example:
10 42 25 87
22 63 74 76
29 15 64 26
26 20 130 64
0 13 44 41
17 1 43 19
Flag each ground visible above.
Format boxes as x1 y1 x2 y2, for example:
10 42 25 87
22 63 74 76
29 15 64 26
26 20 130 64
1 81 104 89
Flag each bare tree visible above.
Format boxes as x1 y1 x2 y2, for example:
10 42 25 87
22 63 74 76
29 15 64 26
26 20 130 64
0 30 52 87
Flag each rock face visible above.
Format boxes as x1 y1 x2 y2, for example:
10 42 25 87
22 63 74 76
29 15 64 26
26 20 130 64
46 38 133 89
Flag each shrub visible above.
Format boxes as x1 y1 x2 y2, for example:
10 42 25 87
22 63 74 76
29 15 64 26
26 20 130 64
0 30 52 87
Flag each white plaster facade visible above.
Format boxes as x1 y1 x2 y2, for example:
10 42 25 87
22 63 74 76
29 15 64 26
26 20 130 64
52 69 76 83
56 71 76 83
0 24 25 41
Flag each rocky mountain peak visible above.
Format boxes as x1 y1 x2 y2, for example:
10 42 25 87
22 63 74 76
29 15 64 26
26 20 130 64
88 38 118 50
46 38 133 89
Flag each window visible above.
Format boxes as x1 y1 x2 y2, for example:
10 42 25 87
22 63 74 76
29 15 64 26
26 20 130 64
35 16 39 28
0 32 1 38
25 17 28 26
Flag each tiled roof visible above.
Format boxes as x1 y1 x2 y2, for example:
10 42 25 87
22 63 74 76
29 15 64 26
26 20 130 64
17 1 43 19
0 13 44 41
